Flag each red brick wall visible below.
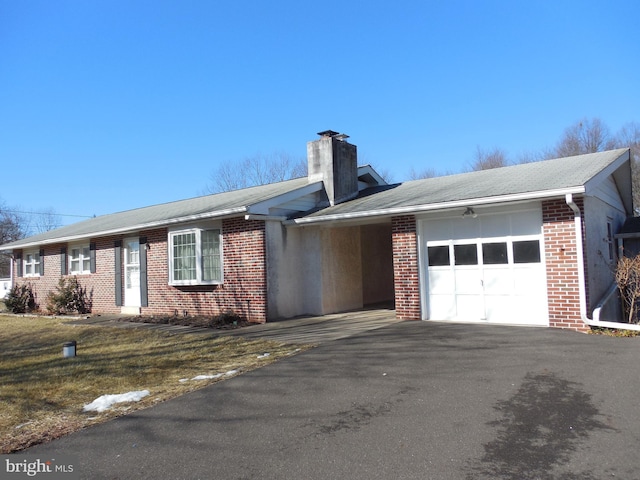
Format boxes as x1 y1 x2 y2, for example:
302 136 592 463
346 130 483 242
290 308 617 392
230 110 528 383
542 197 589 332
143 218 267 323
12 236 122 315
12 217 268 323
392 215 421 319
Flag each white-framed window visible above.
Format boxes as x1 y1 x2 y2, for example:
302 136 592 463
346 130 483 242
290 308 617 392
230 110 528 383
24 251 40 277
168 228 222 285
69 245 91 274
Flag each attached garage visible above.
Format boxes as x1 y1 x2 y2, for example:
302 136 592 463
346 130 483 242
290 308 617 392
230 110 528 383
419 204 548 326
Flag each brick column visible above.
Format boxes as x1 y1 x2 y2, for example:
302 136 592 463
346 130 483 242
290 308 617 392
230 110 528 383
392 215 421 319
542 198 589 332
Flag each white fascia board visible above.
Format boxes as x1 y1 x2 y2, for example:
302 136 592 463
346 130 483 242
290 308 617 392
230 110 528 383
245 181 324 215
3 206 249 250
357 165 387 186
286 187 585 226
583 150 632 212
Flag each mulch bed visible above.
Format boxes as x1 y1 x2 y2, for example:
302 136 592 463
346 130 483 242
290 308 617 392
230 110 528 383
116 313 257 330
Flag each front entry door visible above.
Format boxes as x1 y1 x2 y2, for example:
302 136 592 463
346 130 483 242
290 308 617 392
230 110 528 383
124 238 141 307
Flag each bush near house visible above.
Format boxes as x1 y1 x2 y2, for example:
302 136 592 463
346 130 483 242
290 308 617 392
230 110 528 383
46 277 92 315
615 255 640 324
5 284 37 314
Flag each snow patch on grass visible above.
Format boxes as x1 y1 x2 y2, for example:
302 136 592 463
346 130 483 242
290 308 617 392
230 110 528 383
83 390 150 413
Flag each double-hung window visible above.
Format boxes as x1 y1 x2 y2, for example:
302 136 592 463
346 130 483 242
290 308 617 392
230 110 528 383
24 251 41 277
169 228 222 285
69 245 91 274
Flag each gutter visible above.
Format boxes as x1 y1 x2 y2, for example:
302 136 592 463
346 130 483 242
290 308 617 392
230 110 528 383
286 186 586 226
565 193 640 331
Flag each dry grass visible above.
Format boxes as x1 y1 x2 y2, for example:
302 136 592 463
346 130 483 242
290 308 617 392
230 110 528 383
0 315 310 453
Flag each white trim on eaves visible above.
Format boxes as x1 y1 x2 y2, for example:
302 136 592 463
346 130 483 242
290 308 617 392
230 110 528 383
286 186 586 226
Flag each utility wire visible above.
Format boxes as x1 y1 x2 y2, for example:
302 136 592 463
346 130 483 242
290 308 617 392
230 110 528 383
1 209 95 219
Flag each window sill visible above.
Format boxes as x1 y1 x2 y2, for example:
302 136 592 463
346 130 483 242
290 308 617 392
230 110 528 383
169 281 223 287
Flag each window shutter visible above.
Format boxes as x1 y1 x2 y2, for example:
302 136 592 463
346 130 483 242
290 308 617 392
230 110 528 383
39 249 44 276
16 252 22 277
139 236 148 307
114 240 122 307
60 247 67 275
90 242 97 273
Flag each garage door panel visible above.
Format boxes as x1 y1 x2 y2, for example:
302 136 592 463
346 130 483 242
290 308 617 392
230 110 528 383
455 269 482 294
513 267 546 295
428 294 456 319
428 270 455 295
484 295 515 323
483 268 513 294
455 294 483 320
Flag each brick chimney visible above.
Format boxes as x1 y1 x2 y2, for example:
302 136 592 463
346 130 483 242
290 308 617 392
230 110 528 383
307 130 358 206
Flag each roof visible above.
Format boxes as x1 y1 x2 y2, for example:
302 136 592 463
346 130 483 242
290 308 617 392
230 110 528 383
1 148 631 249
1 177 311 249
291 148 631 225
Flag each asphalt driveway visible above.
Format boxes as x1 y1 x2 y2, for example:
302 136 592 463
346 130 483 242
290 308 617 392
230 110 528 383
25 321 640 480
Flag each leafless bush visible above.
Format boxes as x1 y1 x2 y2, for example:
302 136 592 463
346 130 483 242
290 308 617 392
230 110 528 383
615 255 640 323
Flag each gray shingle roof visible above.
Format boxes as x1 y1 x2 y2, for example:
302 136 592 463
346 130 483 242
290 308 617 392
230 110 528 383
1 177 309 249
1 148 630 249
295 148 630 223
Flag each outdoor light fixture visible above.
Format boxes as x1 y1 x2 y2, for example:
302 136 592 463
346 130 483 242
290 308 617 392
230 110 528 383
462 207 477 218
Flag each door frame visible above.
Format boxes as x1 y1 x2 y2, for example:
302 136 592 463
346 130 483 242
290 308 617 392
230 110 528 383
123 237 141 308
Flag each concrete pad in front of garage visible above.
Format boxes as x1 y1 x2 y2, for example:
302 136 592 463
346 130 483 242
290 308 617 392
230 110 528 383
26 321 640 480
218 307 401 344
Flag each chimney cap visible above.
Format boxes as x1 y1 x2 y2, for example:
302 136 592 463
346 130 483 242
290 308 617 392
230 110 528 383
317 130 340 137
317 130 349 141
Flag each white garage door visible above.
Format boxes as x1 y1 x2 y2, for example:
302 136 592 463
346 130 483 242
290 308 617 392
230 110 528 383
420 207 549 326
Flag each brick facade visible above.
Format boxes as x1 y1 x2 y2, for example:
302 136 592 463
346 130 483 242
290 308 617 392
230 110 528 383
392 215 421 320
10 202 592 331
541 197 589 332
11 217 268 323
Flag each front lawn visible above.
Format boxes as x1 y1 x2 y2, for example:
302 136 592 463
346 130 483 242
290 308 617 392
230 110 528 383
0 315 309 453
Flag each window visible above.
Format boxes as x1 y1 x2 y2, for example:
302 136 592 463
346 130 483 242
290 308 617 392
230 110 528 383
428 246 450 266
169 228 222 285
69 245 91 274
513 240 541 264
24 251 40 277
482 242 508 265
454 244 478 265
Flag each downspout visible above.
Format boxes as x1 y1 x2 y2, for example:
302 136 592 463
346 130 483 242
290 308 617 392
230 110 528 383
565 194 640 331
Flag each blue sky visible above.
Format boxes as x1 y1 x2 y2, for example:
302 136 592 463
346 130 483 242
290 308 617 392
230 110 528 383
1 0 638 226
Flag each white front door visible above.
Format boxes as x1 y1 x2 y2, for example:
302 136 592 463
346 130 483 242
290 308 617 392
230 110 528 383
124 238 141 307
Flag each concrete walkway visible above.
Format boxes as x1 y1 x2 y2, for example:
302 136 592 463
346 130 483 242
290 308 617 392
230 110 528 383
70 307 401 345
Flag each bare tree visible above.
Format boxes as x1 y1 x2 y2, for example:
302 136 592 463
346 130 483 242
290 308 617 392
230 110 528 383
31 207 63 234
408 166 439 180
204 152 307 194
0 200 26 278
469 146 509 171
552 118 617 158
